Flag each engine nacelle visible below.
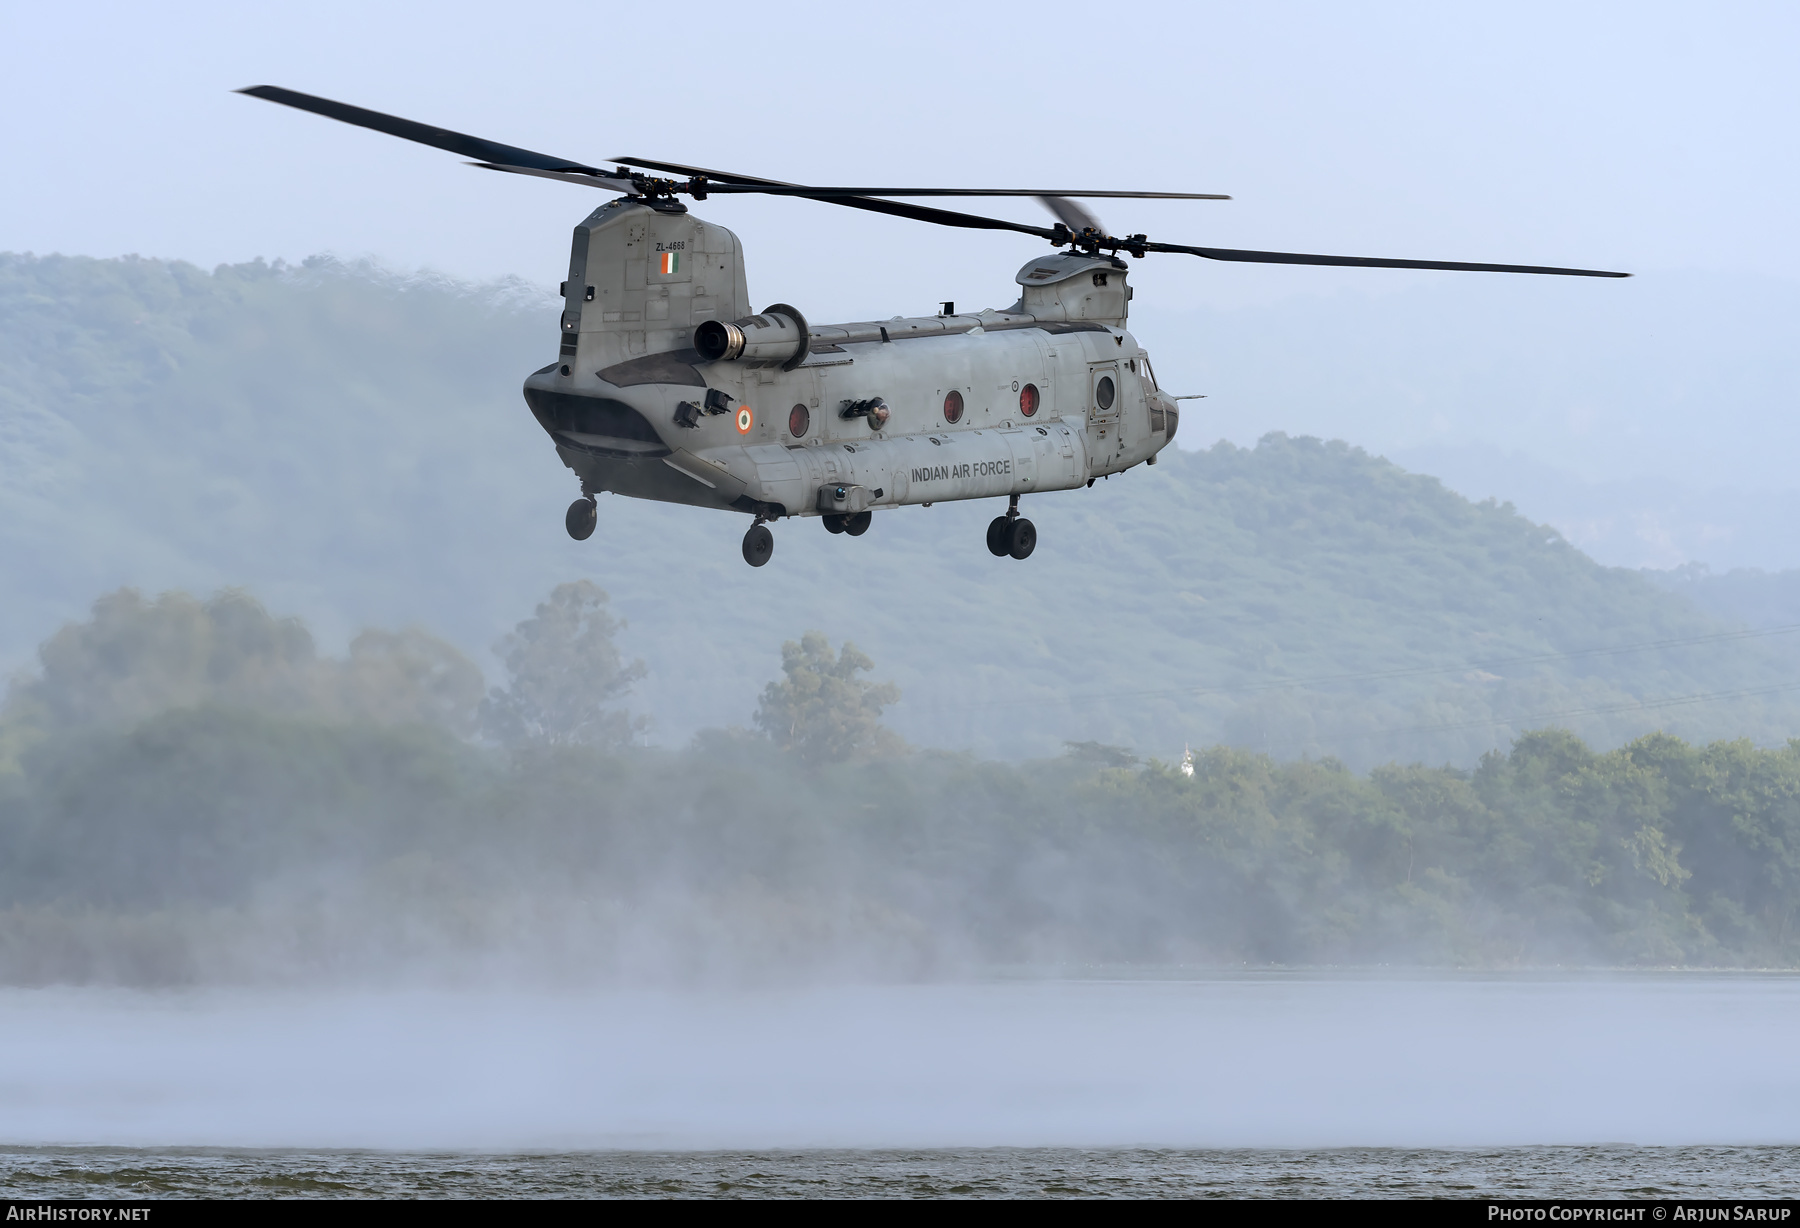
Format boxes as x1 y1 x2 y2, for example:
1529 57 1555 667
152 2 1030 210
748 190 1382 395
693 303 810 369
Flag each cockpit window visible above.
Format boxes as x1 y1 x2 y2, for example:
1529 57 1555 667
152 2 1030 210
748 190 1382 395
1141 357 1159 391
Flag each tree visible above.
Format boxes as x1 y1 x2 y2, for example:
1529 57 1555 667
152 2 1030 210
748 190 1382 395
336 627 484 736
1063 740 1140 768
14 588 319 728
0 587 485 738
480 581 646 747
753 631 902 765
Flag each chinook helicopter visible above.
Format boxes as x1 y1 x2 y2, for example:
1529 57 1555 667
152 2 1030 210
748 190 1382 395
241 86 1628 567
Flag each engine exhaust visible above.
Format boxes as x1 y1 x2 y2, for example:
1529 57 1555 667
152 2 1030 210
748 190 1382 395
694 303 810 370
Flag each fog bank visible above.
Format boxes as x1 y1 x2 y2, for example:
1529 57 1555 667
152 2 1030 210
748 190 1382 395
6 977 1796 1150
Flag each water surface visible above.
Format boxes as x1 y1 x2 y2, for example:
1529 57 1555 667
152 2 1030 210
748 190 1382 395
2 1145 1796 1199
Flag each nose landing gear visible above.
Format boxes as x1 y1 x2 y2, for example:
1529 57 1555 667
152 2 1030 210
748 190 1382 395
986 495 1036 560
822 510 873 536
566 497 597 541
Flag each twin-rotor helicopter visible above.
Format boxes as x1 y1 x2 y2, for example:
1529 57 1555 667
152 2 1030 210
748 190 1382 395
241 86 1628 567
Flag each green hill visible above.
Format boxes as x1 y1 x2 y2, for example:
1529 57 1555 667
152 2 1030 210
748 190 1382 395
1647 564 1800 630
5 251 1798 767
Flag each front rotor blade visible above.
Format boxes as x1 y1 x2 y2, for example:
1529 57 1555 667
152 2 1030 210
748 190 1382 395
1145 240 1630 278
585 154 1631 277
238 85 606 176
1037 195 1104 235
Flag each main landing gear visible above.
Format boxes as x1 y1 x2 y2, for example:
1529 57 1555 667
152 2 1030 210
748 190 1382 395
987 494 1036 560
742 518 775 567
748 506 871 566
566 497 597 541
822 511 872 536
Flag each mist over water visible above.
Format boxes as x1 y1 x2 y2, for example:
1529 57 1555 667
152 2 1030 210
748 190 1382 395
5 976 1795 1152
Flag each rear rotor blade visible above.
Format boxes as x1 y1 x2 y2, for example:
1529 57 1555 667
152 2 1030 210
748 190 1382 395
238 85 608 176
611 155 1064 240
797 193 1063 239
691 186 1230 200
1143 240 1630 278
470 162 637 192
609 156 789 186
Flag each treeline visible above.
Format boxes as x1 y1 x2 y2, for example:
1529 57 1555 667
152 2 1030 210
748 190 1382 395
0 587 1796 984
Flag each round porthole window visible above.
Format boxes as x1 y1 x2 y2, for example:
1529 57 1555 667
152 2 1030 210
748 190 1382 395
788 404 810 437
1019 384 1040 417
1095 376 1115 411
943 390 964 424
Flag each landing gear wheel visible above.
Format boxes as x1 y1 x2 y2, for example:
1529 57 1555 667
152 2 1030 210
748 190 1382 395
742 523 774 567
566 497 597 541
822 513 848 534
844 510 872 537
986 516 1011 557
1007 517 1037 560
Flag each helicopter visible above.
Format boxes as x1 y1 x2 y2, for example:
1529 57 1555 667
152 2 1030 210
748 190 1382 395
240 86 1629 568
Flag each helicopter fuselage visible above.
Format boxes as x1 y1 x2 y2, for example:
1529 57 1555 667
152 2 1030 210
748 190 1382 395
521 198 1177 540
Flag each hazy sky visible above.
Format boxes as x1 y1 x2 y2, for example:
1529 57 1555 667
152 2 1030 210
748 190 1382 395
5 0 1795 314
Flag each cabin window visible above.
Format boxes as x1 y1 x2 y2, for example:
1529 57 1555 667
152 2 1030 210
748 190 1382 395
943 390 964 424
1019 384 1040 417
1095 376 1115 411
788 404 810 437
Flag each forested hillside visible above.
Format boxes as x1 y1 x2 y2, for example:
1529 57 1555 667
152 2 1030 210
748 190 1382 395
1646 565 1800 631
5 252 1798 766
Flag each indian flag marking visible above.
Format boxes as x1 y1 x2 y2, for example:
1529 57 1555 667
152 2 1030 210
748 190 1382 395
736 406 753 433
658 251 680 275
